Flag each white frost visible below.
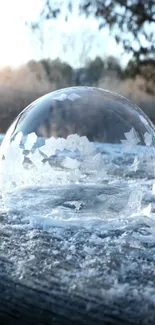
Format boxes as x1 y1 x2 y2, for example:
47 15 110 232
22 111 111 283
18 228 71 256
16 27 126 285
24 133 37 151
14 132 23 145
121 128 140 147
144 132 152 146
28 149 43 168
40 137 56 156
68 93 81 101
62 157 80 170
53 93 68 101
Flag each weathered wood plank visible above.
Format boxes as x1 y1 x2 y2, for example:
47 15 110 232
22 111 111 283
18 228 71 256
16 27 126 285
0 211 155 325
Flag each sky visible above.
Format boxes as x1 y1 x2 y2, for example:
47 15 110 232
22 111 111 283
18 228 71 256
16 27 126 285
0 0 131 68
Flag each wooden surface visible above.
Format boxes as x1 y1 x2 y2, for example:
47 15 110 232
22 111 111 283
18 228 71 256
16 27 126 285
0 209 155 325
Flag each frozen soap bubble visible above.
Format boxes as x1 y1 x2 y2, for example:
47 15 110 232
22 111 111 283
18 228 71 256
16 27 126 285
0 86 155 226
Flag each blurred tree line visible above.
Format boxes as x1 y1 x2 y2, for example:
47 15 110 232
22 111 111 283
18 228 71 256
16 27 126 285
0 0 155 133
29 0 155 94
0 55 155 134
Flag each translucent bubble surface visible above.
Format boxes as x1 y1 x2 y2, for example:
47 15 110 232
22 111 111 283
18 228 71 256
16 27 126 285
0 86 155 227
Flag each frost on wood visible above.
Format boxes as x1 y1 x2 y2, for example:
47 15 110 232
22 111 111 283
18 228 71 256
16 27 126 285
129 156 140 172
125 189 143 215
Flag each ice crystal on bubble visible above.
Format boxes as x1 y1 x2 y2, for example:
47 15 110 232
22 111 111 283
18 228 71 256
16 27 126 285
24 132 37 151
1 86 155 232
121 127 140 147
62 157 80 170
28 149 43 168
144 132 152 146
40 137 56 156
68 93 81 101
14 131 23 145
53 93 68 101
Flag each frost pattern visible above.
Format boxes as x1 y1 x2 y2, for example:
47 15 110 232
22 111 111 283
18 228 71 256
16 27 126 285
14 131 23 145
62 157 80 170
24 132 37 151
68 93 81 101
53 93 68 101
28 149 43 168
121 127 140 147
144 132 152 146
0 130 154 193
52 92 81 102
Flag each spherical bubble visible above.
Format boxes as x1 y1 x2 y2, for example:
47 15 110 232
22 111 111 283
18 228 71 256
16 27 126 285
0 86 155 227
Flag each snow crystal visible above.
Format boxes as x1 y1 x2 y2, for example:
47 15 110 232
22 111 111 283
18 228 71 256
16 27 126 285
144 132 152 146
62 157 80 170
14 132 23 145
121 127 140 147
28 149 43 168
66 134 80 152
68 93 81 101
78 136 95 154
24 133 37 151
53 93 68 101
55 138 66 151
40 137 56 156
5 143 24 166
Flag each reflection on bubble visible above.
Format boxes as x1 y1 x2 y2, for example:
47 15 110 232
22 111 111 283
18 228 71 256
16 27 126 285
0 86 155 225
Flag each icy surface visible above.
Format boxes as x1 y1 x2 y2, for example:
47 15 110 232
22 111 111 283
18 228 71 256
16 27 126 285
1 135 155 323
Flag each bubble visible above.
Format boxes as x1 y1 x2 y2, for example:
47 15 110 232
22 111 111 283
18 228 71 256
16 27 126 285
0 86 155 226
